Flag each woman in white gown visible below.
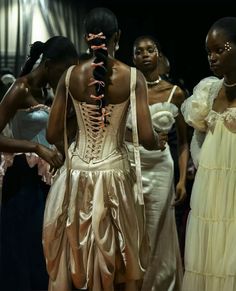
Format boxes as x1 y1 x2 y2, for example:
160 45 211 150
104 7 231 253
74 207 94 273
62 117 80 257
127 35 189 291
182 17 236 291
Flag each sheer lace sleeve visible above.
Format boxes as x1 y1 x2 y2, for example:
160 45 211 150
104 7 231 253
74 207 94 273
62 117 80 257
181 77 220 132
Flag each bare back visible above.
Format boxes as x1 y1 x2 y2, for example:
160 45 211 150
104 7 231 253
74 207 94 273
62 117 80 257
69 57 131 105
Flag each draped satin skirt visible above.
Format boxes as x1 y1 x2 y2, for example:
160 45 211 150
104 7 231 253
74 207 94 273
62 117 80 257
43 150 149 291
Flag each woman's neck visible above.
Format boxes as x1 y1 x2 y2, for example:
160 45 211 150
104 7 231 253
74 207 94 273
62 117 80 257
27 67 47 90
143 71 161 87
143 71 160 83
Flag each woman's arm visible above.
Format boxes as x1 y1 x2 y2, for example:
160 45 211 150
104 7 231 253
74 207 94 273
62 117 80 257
173 88 189 205
136 70 166 150
0 82 63 168
46 71 68 145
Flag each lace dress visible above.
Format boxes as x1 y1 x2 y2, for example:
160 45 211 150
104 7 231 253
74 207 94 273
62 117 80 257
181 77 236 291
0 105 50 291
43 67 148 291
127 85 183 291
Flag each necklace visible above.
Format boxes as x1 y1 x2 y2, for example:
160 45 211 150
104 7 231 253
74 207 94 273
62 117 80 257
223 79 236 88
146 76 161 86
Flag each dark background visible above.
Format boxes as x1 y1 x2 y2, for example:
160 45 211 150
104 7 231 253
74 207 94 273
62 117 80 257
78 0 235 92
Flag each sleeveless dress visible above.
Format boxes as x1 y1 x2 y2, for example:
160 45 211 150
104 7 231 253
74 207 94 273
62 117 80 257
0 105 50 291
127 85 183 291
43 67 148 291
181 77 236 291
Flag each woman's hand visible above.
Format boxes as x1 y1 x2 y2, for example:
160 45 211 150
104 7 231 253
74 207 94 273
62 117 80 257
157 132 168 151
35 144 64 170
173 181 187 206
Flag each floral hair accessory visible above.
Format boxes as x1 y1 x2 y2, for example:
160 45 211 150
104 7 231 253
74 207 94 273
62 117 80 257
224 41 232 52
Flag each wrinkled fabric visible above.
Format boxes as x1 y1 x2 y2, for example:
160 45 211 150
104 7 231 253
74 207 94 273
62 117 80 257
0 152 52 186
126 90 183 291
0 104 52 291
43 99 149 291
138 145 183 291
182 77 236 291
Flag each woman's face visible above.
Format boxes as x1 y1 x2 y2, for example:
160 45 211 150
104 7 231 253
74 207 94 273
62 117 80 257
206 28 236 77
133 38 159 73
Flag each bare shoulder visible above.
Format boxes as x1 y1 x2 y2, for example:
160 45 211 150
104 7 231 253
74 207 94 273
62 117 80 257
3 77 29 100
136 69 146 82
70 62 92 85
113 59 131 75
0 77 31 113
14 77 29 91
173 85 186 106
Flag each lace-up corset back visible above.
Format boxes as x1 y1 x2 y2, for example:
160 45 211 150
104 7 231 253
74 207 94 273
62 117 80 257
71 99 130 162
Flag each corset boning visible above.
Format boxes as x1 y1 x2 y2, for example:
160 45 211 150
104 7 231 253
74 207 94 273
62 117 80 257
70 100 129 163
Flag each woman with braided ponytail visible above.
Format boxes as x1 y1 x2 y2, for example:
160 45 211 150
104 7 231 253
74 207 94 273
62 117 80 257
43 7 166 291
0 36 78 291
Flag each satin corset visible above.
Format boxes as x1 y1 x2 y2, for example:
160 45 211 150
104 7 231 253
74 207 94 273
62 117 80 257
10 105 50 147
70 99 130 163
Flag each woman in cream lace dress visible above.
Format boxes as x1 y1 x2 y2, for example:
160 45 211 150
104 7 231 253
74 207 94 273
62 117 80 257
182 17 236 291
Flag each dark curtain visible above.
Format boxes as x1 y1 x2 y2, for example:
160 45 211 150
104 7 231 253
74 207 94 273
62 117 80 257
0 0 87 77
0 0 33 76
38 0 86 54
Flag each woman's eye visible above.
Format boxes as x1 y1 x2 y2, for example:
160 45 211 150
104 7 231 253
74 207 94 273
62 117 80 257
148 49 155 53
217 48 224 53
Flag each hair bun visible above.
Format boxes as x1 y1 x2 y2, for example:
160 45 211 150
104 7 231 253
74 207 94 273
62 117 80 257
29 41 44 59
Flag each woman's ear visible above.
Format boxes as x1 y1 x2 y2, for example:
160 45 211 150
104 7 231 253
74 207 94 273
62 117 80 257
117 29 121 42
114 30 121 52
114 30 121 45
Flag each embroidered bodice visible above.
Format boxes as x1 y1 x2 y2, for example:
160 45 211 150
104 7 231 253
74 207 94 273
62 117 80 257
70 99 130 163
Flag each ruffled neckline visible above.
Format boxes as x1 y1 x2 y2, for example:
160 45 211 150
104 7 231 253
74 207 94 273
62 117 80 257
18 104 50 112
149 102 179 132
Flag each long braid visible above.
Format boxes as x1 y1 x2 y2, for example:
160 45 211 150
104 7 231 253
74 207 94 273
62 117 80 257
87 32 109 125
84 7 119 126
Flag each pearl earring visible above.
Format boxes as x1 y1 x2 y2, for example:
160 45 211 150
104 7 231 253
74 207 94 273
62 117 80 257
115 43 119 51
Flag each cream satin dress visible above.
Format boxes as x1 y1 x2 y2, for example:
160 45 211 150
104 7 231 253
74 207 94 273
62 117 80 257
43 67 148 291
127 85 183 291
182 77 236 291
